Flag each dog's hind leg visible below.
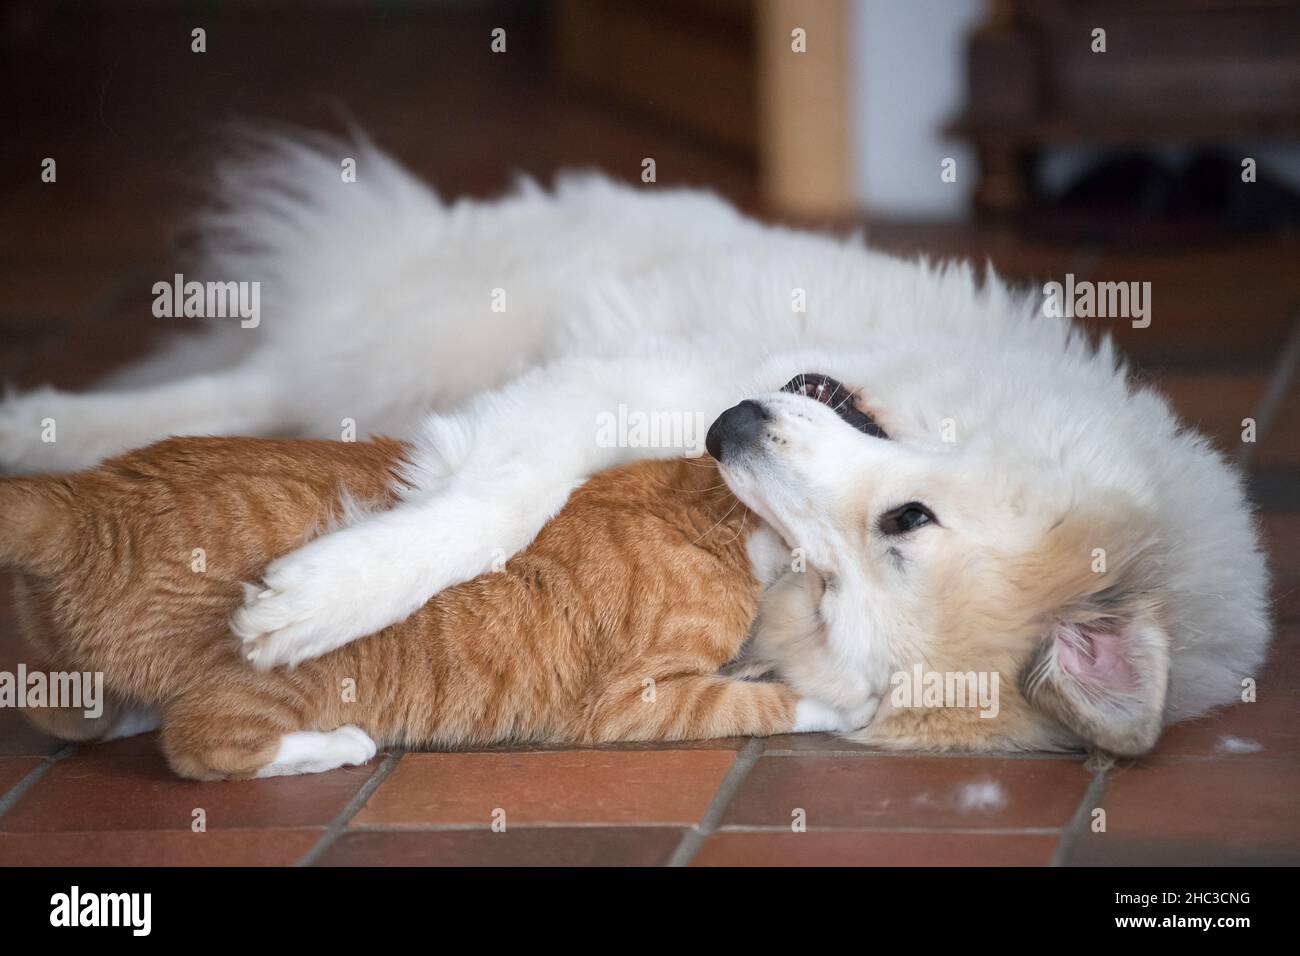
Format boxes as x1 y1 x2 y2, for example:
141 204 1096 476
0 360 288 473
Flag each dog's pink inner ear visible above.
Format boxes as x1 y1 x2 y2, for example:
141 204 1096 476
1055 624 1138 691
1021 615 1170 757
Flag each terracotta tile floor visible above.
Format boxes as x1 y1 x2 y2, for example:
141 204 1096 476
2 4 1298 867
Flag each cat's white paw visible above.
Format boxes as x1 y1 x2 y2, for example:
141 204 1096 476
332 725 379 764
842 696 882 731
793 697 878 734
256 725 378 778
793 698 849 733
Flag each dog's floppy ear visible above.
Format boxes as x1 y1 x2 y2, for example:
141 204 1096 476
1014 502 1170 756
1021 613 1169 756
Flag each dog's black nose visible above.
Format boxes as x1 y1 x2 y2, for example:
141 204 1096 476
706 400 770 461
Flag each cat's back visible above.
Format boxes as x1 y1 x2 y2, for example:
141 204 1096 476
102 435 406 508
95 436 408 561
14 437 409 692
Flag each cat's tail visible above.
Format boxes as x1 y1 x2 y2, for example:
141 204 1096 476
0 475 78 573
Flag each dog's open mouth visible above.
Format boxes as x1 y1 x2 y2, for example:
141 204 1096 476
781 373 888 439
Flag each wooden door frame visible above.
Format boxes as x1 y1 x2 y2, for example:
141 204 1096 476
755 0 856 216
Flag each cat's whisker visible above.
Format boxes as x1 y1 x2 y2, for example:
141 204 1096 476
716 507 750 547
688 494 743 546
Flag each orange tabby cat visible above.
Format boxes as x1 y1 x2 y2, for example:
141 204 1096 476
1 437 843 779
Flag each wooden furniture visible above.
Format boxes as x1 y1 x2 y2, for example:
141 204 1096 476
951 0 1300 219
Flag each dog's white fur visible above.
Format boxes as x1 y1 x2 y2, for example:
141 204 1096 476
0 136 1270 753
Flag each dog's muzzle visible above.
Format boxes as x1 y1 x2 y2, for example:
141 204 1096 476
780 373 888 439
707 373 889 463
706 399 770 462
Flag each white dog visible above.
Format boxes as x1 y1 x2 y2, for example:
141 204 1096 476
0 135 1270 755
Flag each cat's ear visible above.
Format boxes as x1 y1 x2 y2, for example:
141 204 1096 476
1014 501 1169 756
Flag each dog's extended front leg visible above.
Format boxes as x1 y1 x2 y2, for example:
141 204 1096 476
233 347 759 669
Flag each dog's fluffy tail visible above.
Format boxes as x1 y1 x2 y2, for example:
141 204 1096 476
192 127 444 328
0 476 77 573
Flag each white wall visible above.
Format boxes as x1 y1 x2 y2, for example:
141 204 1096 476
852 0 983 219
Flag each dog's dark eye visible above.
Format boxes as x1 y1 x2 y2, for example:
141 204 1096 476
878 503 936 536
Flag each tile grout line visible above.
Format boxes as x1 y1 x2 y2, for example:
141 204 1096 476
1049 766 1110 867
1240 310 1300 468
294 749 405 867
713 824 1067 836
0 744 77 824
766 748 1286 763
761 748 1088 760
666 737 766 867
349 821 693 832
344 821 1069 834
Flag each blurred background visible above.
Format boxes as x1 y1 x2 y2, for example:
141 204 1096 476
1 0 1298 416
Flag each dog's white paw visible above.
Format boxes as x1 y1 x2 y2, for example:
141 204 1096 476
255 725 378 778
233 481 536 669
232 524 430 669
233 564 371 670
